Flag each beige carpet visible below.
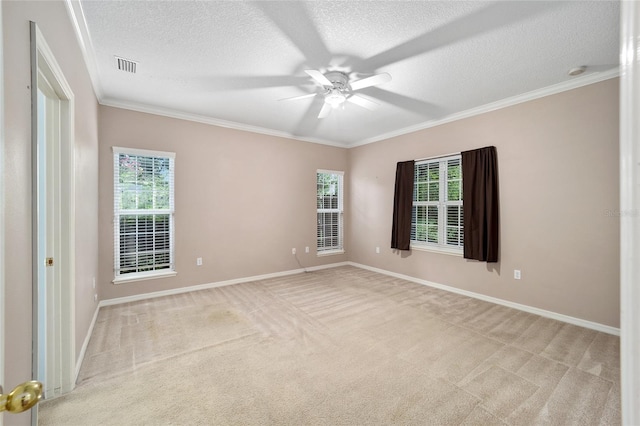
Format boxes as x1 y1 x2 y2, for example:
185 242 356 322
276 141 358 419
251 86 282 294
39 266 620 425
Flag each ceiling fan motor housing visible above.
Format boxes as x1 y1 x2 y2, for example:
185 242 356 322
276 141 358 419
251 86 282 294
324 71 349 91
323 71 349 107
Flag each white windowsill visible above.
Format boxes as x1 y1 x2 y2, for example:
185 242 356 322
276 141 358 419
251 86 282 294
410 244 463 257
113 270 177 284
317 249 345 257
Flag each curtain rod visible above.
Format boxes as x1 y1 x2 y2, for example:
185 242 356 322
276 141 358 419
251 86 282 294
414 151 461 162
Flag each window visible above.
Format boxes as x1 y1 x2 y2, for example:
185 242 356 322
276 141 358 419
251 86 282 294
317 170 344 254
113 147 175 282
411 155 463 253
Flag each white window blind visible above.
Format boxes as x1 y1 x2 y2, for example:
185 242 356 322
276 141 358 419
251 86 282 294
317 170 344 253
411 155 463 252
113 147 175 280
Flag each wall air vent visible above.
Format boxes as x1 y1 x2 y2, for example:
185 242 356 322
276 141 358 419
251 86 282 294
115 56 137 74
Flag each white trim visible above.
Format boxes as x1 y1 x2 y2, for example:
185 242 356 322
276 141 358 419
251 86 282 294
113 149 175 279
619 1 640 423
95 260 620 338
412 155 464 251
112 146 176 159
0 4 5 424
101 70 619 149
317 170 345 253
415 152 461 165
317 169 344 176
87 259 618 368
100 262 349 307
409 244 462 257
100 98 346 148
112 270 177 285
34 27 74 101
348 262 620 336
64 0 343 149
64 0 619 150
64 0 103 100
317 249 345 257
415 151 461 163
349 68 620 148
64 0 620 152
75 305 99 382
32 22 77 398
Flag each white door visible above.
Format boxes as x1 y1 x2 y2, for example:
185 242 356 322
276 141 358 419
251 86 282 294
0 20 73 424
1 11 45 426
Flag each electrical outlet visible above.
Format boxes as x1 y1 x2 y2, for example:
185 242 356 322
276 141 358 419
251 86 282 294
292 248 296 255
92 277 96 289
514 269 521 280
94 294 98 302
376 247 380 254
305 246 309 253
196 257 203 266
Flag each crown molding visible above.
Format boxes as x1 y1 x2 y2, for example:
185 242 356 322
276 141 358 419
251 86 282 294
66 0 342 148
64 0 103 100
99 98 346 148
101 68 619 150
349 68 620 148
66 0 618 150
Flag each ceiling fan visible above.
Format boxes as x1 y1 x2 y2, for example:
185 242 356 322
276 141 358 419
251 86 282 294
280 70 392 118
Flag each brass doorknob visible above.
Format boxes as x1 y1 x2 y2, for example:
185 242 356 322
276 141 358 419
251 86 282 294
0 381 43 413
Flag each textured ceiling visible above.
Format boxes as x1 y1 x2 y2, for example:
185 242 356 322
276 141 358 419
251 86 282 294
72 1 620 147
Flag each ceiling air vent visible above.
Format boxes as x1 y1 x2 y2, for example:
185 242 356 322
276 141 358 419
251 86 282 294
115 56 137 74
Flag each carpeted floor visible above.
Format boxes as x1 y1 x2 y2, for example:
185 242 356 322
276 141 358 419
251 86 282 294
39 266 620 425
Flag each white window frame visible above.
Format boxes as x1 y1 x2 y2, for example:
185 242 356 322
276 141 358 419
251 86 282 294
411 155 463 255
112 147 176 283
317 169 344 255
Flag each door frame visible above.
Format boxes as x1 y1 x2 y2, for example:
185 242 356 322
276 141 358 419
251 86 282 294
0 2 6 425
30 21 76 403
620 2 640 424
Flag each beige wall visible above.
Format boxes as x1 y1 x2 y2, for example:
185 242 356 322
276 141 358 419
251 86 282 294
98 78 620 329
98 106 348 300
348 78 620 328
2 2 99 424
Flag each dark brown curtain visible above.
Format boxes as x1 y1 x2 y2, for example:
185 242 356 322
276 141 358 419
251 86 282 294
391 160 415 250
462 147 499 262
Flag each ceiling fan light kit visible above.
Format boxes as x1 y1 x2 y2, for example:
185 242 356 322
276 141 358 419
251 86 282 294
283 69 392 118
320 71 349 108
326 89 346 108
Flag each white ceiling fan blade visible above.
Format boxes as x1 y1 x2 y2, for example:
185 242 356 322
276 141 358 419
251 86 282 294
347 95 379 111
350 72 392 91
278 93 317 101
318 102 332 119
305 69 333 87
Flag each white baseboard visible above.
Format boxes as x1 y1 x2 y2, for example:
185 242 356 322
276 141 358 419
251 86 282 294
75 304 100 382
92 259 617 356
348 261 620 336
99 262 349 307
